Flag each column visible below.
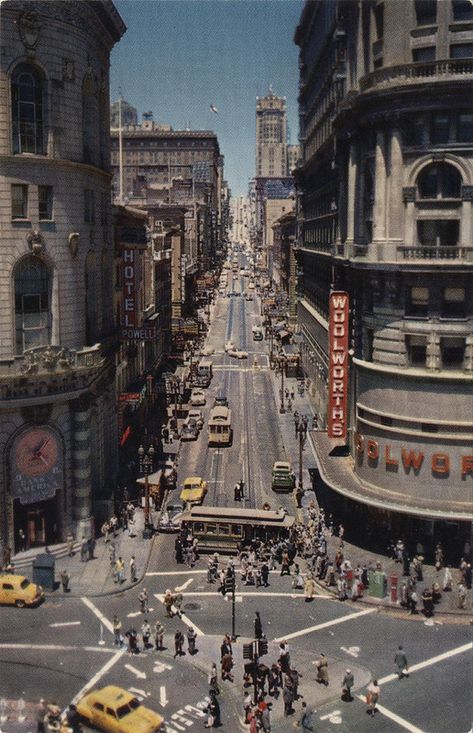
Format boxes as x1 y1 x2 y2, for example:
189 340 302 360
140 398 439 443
346 142 358 245
388 127 404 243
72 398 93 538
373 129 387 243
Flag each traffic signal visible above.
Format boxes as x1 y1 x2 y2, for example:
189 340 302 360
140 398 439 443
224 577 235 593
243 643 254 660
257 639 268 656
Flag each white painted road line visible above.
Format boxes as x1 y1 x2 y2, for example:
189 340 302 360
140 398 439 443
81 596 114 633
150 590 330 598
146 570 207 576
377 641 473 686
154 593 205 636
70 650 123 705
49 621 81 627
125 663 147 679
355 697 424 733
174 578 194 592
274 607 377 642
0 643 111 654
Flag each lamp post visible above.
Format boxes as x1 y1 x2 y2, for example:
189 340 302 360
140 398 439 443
138 444 155 539
278 355 286 413
295 414 308 492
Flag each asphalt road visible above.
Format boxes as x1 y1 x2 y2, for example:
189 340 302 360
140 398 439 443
0 255 471 733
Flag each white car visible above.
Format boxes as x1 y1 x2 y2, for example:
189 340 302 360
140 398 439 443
200 345 215 356
225 340 235 352
228 349 248 360
188 409 204 429
190 389 206 406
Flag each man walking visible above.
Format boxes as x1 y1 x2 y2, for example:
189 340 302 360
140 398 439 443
254 611 263 639
174 629 184 658
130 555 137 583
80 536 88 562
298 701 314 732
394 645 409 679
342 668 354 701
139 588 149 613
154 619 164 650
60 569 70 593
113 615 123 647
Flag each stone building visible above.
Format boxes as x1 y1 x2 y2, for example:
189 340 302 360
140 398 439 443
0 0 125 552
272 211 298 323
256 89 288 178
295 0 473 555
230 196 250 247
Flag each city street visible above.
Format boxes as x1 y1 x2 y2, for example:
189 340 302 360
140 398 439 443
0 270 471 733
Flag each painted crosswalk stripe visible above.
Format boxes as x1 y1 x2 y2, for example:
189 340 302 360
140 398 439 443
274 607 377 642
377 641 473 686
49 621 81 627
81 596 114 633
355 698 424 733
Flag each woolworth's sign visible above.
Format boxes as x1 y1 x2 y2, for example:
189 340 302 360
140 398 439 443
328 291 349 439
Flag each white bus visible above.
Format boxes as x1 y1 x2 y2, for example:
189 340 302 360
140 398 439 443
208 405 232 446
193 357 213 387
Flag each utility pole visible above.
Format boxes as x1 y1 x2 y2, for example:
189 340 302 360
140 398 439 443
225 575 236 641
279 357 286 413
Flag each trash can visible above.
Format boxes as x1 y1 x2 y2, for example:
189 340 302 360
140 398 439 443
32 553 55 592
390 574 398 603
368 570 387 599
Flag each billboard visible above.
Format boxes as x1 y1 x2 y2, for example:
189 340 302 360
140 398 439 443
327 291 349 440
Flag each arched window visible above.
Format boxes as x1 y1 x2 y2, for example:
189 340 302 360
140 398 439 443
11 63 44 154
417 163 462 199
14 257 50 353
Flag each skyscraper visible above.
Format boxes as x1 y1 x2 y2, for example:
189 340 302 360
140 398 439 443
255 89 288 178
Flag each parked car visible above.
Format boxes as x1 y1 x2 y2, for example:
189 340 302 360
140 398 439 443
213 395 228 407
190 388 206 406
181 417 199 441
271 461 296 492
76 686 165 733
188 409 204 429
180 476 207 506
0 574 44 608
228 349 248 359
225 340 235 352
158 504 183 533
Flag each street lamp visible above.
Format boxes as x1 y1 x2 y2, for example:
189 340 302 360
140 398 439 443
138 444 155 539
278 355 286 413
295 414 308 493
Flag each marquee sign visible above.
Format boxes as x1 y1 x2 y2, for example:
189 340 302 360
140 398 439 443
328 291 349 439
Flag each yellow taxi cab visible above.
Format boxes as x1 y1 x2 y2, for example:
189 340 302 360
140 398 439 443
76 685 164 733
180 476 208 506
0 574 45 608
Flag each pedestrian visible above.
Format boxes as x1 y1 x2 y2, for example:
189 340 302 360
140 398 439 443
175 537 183 564
208 690 221 727
443 565 453 592
315 652 329 686
298 701 314 732
342 668 354 701
221 651 234 681
295 487 303 508
80 536 88 562
65 704 81 733
394 645 409 679
36 699 47 733
208 662 220 695
220 634 232 659
366 679 380 716
113 615 123 647
239 478 245 499
287 397 292 412
66 532 74 557
260 704 271 732
141 619 151 649
174 589 183 618
125 626 138 654
254 611 263 639
204 708 215 730
457 582 467 609
289 667 302 700
280 551 290 576
422 587 434 617
187 626 197 655
174 629 184 658
130 555 137 583
154 619 164 650
139 588 149 613
60 569 70 593
115 556 125 584
282 683 294 716
234 482 241 502
18 528 27 552
409 589 418 614
290 387 295 400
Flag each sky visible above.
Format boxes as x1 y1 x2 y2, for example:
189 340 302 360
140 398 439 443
110 0 304 196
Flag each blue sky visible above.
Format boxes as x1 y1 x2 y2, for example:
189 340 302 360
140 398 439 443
110 0 304 196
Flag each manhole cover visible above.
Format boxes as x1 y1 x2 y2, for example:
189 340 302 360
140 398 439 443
184 602 201 611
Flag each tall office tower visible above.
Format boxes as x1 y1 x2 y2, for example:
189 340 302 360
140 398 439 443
295 0 473 556
0 0 126 552
255 89 288 178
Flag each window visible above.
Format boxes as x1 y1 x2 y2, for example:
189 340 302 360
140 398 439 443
84 189 95 224
403 117 425 146
440 337 465 368
93 703 104 713
431 114 450 144
14 256 50 353
11 184 28 219
374 3 384 39
11 63 44 154
413 47 436 62
38 185 53 220
417 163 461 198
406 335 427 366
452 0 473 21
457 113 473 142
415 0 437 25
82 75 98 165
406 286 429 317
418 220 459 247
441 287 466 318
450 43 473 58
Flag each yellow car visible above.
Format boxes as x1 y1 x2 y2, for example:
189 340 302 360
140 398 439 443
180 476 207 506
0 574 44 608
76 685 164 733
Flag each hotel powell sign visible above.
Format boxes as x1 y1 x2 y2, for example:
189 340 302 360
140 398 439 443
328 291 349 439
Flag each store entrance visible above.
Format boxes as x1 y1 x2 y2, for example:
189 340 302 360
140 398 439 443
13 496 59 551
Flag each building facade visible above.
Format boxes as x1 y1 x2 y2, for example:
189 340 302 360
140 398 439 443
0 1 126 552
230 196 250 247
295 0 473 555
256 89 288 178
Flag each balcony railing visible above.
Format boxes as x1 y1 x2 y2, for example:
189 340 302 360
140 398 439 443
398 245 472 260
360 58 473 92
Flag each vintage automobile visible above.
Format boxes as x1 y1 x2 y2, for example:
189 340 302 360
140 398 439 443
76 685 164 733
228 349 248 359
271 461 296 492
0 574 44 608
180 476 208 506
180 417 199 441
158 504 184 533
188 408 204 429
190 388 206 406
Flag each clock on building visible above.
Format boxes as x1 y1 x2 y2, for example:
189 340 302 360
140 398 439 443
11 427 63 505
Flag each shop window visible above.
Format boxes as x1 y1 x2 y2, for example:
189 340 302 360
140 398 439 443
440 337 465 368
413 47 436 62
14 256 50 354
441 287 466 318
452 0 473 21
406 286 429 317
415 0 437 25
418 220 459 247
457 113 473 142
430 114 450 145
406 335 427 366
11 63 44 155
450 43 473 58
11 184 28 219
417 163 461 198
38 185 53 220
